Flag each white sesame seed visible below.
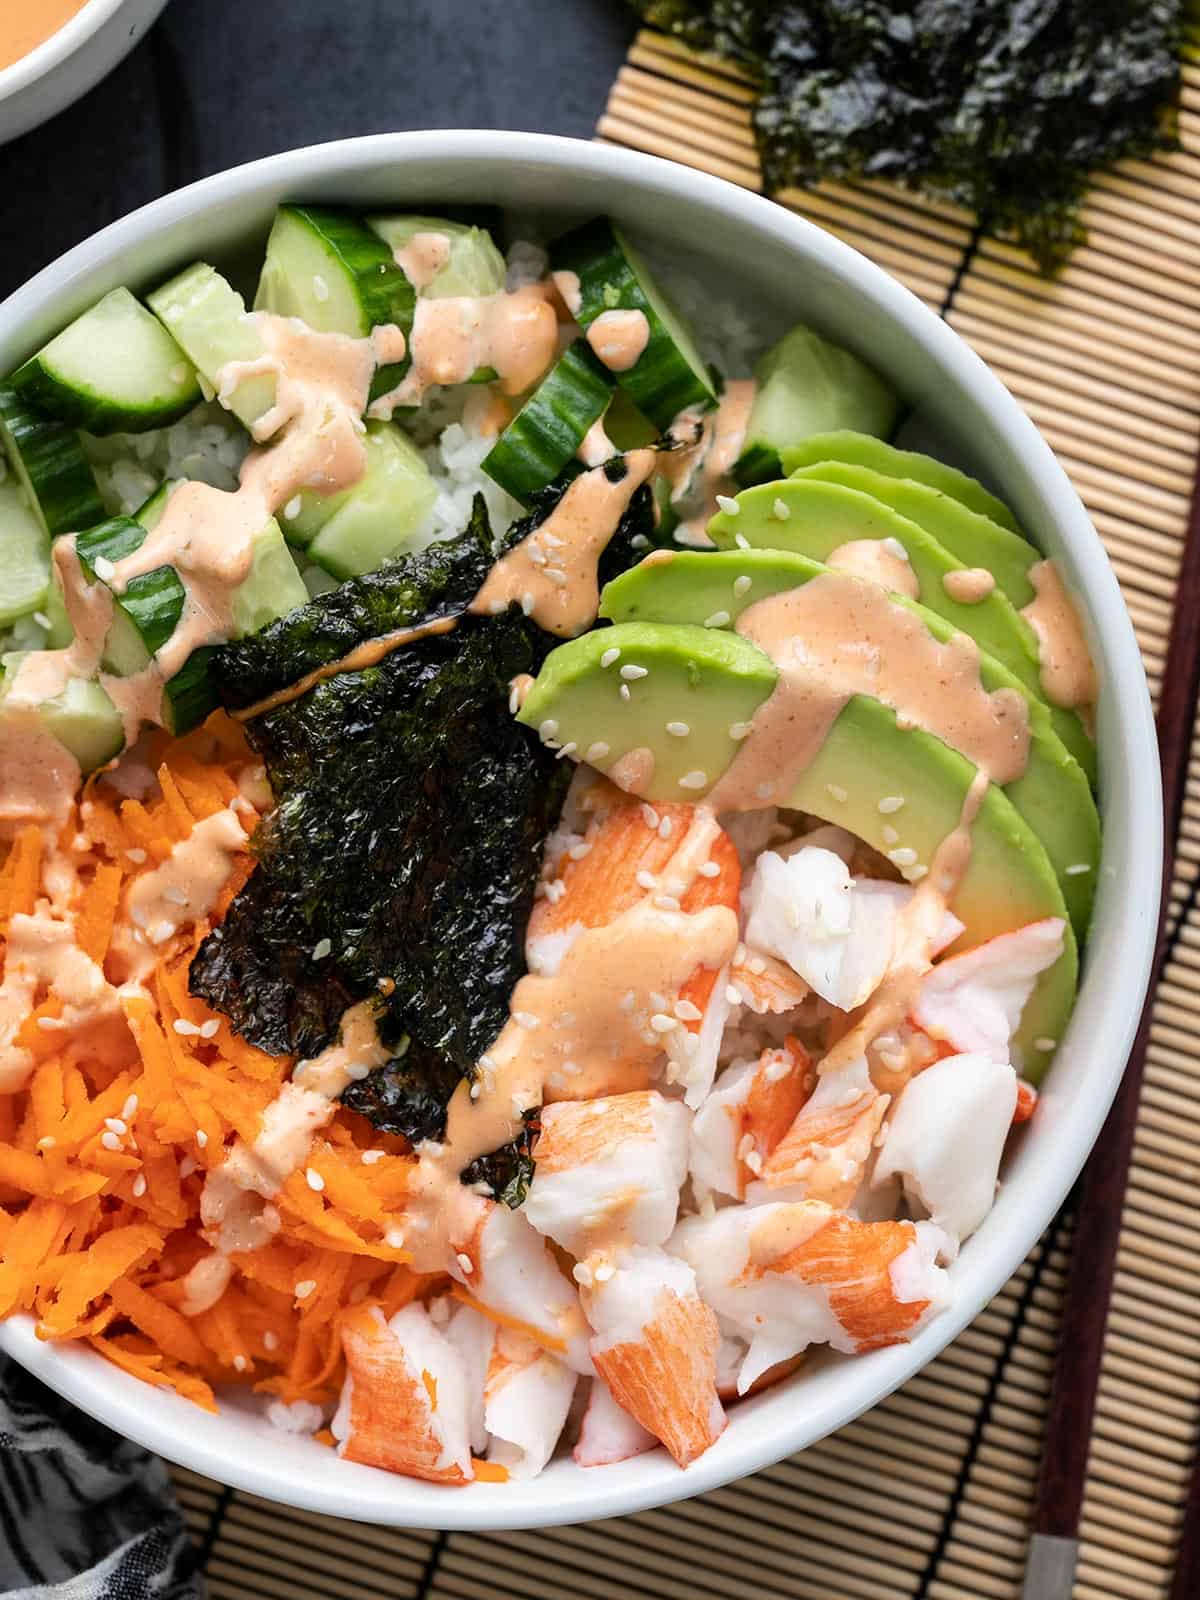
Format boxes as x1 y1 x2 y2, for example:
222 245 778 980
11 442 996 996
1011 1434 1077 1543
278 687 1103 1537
703 610 731 628
521 591 535 616
105 1117 127 1137
93 555 116 582
304 1167 325 1192
125 847 148 864
618 990 637 1012
36 1135 55 1150
100 1131 122 1151
568 842 592 861
905 863 928 883
163 886 189 906
555 741 577 760
585 741 611 764
650 1013 678 1033
172 1019 200 1037
698 860 720 879
658 816 673 839
195 1129 209 1149
772 498 791 521
619 683 631 702
888 847 919 868
311 938 332 961
674 998 702 1022
32 612 51 630
312 274 330 302
733 575 752 597
883 537 910 561
654 894 681 911
538 720 560 743
600 647 621 669
636 870 658 890
513 1010 541 1030
488 598 506 615
678 770 708 790
827 783 848 803
1065 862 1091 875
878 795 905 814
508 683 521 714
882 824 899 845
734 532 751 550
150 919 176 944
620 664 648 680
715 494 740 515
545 568 569 587
573 1261 594 1287
456 1252 474 1276
593 1261 615 1283
294 1279 316 1299
729 721 752 741
36 1016 65 1031
666 721 690 737
385 1227 406 1249
283 494 303 521
199 1019 220 1039
131 1173 147 1197
641 804 659 829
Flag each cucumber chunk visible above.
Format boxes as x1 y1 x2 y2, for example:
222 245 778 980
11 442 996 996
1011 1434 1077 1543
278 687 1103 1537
0 476 51 626
0 387 104 536
148 263 277 434
482 340 615 505
1 653 124 774
367 214 507 299
77 498 307 732
255 206 415 398
554 218 716 429
734 326 898 487
299 423 438 578
10 288 201 436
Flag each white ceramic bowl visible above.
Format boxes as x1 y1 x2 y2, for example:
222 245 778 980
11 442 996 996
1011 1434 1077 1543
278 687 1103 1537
0 132 1161 1531
0 0 168 146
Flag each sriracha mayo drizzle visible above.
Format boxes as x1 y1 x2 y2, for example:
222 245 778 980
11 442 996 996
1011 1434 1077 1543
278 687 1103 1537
1021 559 1098 711
470 449 658 638
390 231 452 291
586 309 650 373
659 379 755 549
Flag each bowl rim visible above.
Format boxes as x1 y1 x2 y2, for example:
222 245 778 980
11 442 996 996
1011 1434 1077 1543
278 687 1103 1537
0 129 1163 1531
0 0 127 102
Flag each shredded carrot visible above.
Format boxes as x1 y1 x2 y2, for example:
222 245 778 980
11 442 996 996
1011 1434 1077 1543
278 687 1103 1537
157 764 196 841
471 1459 510 1483
449 1286 568 1354
0 826 43 931
75 862 123 964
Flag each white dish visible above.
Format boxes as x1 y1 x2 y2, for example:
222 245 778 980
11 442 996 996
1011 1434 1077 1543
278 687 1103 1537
0 0 168 146
0 131 1161 1531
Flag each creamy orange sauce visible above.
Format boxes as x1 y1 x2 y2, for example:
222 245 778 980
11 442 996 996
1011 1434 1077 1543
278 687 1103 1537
827 538 920 600
578 416 617 468
197 1001 391 1261
470 449 658 637
659 380 755 548
706 573 1030 812
0 706 81 838
0 0 86 72
391 231 452 290
943 567 996 605
586 310 650 373
552 271 583 319
371 285 559 412
1021 559 1098 710
125 808 248 953
0 908 135 1092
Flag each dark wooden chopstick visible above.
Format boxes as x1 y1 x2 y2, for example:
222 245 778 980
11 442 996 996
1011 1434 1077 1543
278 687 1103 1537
1022 436 1200 1599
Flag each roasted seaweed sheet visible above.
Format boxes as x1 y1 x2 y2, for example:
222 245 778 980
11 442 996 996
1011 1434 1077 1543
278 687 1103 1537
633 0 1182 272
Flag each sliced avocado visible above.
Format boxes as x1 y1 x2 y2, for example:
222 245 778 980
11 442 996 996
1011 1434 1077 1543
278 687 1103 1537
779 430 1021 533
521 616 1076 1077
707 477 1096 786
601 548 1098 940
790 459 1040 607
517 622 777 800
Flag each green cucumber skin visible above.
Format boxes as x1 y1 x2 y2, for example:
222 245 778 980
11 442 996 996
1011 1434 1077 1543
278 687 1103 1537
0 388 104 537
163 645 219 736
732 441 782 488
260 206 415 397
75 517 186 662
483 341 615 505
11 361 199 437
554 218 715 430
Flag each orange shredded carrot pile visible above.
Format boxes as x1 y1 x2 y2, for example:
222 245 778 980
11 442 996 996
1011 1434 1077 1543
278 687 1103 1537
0 713 424 1417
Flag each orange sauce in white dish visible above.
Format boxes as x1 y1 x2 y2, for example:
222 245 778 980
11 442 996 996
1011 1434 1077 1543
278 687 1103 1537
0 0 88 73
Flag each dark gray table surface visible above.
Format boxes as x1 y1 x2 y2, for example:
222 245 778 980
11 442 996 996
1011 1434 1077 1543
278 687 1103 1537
0 0 635 301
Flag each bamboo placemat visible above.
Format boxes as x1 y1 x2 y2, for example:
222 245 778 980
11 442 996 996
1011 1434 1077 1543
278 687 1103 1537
168 32 1200 1600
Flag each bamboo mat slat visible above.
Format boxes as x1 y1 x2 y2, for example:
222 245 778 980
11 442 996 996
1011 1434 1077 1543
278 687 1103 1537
171 30 1200 1600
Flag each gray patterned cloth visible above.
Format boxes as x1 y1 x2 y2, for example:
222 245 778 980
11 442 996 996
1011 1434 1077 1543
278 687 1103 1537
0 1359 200 1599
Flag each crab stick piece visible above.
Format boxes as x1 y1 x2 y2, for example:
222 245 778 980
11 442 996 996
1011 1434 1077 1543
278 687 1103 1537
874 1053 1017 1253
690 1038 813 1200
333 1303 473 1484
574 1377 657 1467
483 1326 578 1479
726 949 810 1016
442 1299 493 1454
911 918 1065 1064
450 1198 594 1374
524 1090 689 1256
672 1201 948 1392
760 1054 888 1208
584 1245 726 1468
